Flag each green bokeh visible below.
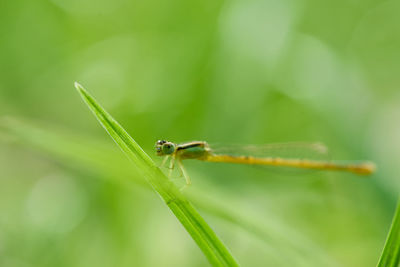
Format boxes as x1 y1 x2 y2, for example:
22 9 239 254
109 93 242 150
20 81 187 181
0 0 399 266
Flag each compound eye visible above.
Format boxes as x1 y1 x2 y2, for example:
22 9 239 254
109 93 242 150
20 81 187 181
162 143 175 154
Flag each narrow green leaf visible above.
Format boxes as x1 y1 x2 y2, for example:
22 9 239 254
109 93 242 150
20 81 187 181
377 198 400 267
73 82 239 267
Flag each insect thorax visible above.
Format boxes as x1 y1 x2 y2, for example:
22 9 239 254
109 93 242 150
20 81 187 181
176 141 211 160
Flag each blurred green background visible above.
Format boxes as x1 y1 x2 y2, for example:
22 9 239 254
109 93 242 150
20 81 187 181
0 0 399 266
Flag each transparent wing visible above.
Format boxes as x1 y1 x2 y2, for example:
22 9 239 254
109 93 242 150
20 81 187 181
209 142 331 161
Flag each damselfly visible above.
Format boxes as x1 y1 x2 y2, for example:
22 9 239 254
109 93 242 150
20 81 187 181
155 140 376 185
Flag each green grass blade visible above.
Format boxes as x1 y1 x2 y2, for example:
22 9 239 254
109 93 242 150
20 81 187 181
73 82 239 267
377 198 400 267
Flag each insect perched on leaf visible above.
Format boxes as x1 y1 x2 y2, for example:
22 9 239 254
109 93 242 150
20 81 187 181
155 140 376 186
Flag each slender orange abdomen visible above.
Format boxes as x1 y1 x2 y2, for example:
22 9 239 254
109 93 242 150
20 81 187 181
204 154 376 175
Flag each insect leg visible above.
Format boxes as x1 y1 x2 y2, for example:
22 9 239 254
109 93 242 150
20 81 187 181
178 159 191 187
168 154 176 178
160 155 170 168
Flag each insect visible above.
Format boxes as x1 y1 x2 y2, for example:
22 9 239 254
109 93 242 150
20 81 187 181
155 140 376 186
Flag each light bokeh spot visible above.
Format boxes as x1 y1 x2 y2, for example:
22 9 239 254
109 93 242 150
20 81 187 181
220 0 296 68
26 174 87 234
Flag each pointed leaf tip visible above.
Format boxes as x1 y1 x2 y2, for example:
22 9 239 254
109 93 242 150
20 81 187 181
74 82 84 92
